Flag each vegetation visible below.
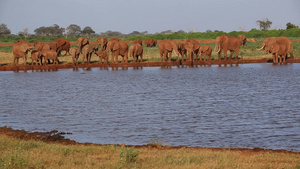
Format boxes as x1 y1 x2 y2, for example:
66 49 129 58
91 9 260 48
0 134 299 169
256 18 273 31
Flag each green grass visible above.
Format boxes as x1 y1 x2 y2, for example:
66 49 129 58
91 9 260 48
1 135 299 169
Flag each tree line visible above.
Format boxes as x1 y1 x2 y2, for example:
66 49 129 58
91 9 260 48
0 18 299 37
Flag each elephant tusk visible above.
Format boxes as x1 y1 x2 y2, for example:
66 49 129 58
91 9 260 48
216 45 221 53
257 46 265 50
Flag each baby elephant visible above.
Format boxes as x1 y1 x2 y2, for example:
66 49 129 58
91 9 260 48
42 50 59 65
69 47 80 65
266 43 287 64
31 51 42 65
95 51 109 64
198 45 212 61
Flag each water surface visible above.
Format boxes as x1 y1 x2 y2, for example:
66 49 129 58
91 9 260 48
1 63 300 151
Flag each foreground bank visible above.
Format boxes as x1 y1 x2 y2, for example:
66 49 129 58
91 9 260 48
0 127 299 168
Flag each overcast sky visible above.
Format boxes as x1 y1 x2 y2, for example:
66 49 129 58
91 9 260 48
0 0 299 34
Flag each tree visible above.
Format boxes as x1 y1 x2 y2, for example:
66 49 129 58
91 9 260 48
256 18 272 31
66 24 81 37
100 30 123 37
0 23 11 35
82 26 95 37
34 24 64 36
160 30 173 34
19 28 30 39
176 30 185 33
286 22 298 29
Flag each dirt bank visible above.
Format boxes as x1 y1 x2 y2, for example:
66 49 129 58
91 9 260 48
0 126 299 154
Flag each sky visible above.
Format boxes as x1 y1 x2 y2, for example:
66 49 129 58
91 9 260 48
0 0 299 35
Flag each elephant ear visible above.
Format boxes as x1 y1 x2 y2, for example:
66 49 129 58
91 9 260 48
112 42 120 51
20 43 28 52
165 43 172 51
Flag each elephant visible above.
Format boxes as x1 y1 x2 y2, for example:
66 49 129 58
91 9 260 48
95 51 109 64
215 34 241 60
33 41 51 52
266 43 288 64
237 34 247 46
158 40 180 62
78 37 89 53
143 39 157 47
82 44 93 64
42 50 59 65
13 41 32 66
129 43 143 62
30 51 42 65
69 47 81 65
133 39 143 45
178 41 187 61
97 37 108 51
54 38 70 56
199 45 212 61
258 37 293 59
106 40 128 63
184 39 200 61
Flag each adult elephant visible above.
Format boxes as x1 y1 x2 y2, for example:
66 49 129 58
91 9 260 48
184 39 200 61
215 34 241 60
13 41 31 66
129 43 143 62
33 41 51 52
237 34 247 46
106 39 128 63
258 37 293 59
178 41 187 61
97 37 108 51
54 38 70 56
158 40 179 62
78 37 89 53
143 39 157 47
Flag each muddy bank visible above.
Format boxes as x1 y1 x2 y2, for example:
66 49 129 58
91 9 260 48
0 126 299 154
2 59 300 72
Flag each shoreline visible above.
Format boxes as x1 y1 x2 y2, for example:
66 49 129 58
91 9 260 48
1 126 299 154
1 59 300 72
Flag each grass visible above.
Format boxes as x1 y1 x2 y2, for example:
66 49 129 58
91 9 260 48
0 39 299 66
0 135 299 168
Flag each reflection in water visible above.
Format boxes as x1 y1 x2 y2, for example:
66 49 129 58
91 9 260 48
1 64 300 151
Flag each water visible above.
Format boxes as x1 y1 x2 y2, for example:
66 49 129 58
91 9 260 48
1 63 300 151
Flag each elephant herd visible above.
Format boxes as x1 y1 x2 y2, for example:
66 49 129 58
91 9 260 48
12 35 294 66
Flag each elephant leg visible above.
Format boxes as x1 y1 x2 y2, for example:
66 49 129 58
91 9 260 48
229 51 234 60
115 55 119 63
218 52 222 61
168 51 172 62
160 52 163 62
82 55 85 64
24 56 27 65
223 50 227 60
